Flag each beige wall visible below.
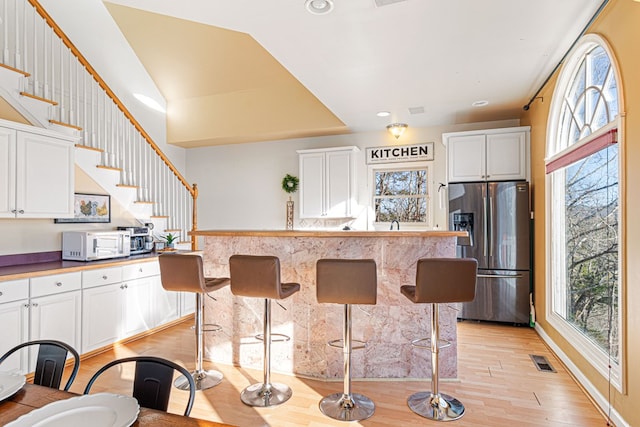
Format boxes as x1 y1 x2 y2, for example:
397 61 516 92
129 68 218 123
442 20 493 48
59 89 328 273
521 0 638 424
0 166 139 256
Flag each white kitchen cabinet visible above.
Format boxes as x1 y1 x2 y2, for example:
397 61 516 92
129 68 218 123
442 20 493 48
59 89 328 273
444 127 529 183
123 261 178 330
297 146 359 218
0 279 29 373
81 266 124 353
29 273 82 357
1 273 80 373
82 282 123 353
180 292 196 317
0 118 76 218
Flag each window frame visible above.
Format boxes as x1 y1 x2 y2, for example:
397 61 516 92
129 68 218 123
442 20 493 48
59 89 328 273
544 33 625 392
368 161 433 230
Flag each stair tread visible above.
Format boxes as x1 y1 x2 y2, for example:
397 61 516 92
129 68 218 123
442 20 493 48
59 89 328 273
116 184 139 188
21 91 57 105
50 119 82 131
0 63 30 76
134 201 154 204
75 144 104 153
96 165 122 172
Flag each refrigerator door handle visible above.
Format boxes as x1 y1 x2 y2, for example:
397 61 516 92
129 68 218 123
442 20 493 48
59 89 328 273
483 196 488 257
477 273 524 279
488 196 494 257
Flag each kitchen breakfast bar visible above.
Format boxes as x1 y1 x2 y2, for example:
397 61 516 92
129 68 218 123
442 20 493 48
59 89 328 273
191 229 466 380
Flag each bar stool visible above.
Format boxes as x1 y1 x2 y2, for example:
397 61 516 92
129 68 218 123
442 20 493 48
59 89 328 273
316 258 377 422
401 257 477 421
158 253 229 390
229 254 301 407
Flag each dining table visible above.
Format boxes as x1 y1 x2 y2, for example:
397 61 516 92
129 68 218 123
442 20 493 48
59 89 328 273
0 383 236 427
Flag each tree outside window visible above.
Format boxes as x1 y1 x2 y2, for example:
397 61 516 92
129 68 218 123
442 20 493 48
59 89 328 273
373 165 430 226
546 35 622 388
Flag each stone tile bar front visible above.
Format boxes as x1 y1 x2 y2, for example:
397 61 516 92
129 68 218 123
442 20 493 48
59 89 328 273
190 230 465 380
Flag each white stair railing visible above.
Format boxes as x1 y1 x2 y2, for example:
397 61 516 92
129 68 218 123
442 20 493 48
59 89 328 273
0 0 196 245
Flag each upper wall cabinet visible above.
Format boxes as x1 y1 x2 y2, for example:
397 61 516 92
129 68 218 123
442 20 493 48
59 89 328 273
443 127 530 183
0 119 76 218
297 146 359 218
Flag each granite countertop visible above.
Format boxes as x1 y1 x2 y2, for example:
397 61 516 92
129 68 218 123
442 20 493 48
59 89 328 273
190 229 466 237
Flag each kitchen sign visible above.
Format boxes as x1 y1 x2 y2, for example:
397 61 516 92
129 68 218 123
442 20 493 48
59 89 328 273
366 142 434 164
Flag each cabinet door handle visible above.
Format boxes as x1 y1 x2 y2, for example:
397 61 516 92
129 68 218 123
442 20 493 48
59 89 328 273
56 282 63 287
31 302 38 307
18 209 24 214
11 209 16 213
139 268 143 272
24 303 30 308
124 284 128 289
120 284 125 289
0 291 3 296
102 275 108 280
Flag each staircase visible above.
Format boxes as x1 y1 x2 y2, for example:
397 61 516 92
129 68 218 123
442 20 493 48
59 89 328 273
0 0 195 248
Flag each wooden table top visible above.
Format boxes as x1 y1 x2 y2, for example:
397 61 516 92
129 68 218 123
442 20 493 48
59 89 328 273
0 383 234 426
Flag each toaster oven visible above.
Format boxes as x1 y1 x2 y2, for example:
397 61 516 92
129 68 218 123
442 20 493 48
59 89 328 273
62 230 131 261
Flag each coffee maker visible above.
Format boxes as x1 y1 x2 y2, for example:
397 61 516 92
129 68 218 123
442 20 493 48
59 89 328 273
117 225 154 254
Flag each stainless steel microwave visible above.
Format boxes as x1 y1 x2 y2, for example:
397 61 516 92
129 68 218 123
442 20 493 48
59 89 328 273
62 230 131 261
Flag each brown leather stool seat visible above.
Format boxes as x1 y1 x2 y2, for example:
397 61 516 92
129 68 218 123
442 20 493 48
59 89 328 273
401 257 477 422
229 255 301 407
159 254 229 390
316 258 377 422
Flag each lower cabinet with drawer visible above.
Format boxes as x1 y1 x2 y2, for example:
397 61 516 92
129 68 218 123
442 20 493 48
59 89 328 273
0 273 80 374
0 279 29 373
29 272 81 367
1 259 185 362
81 266 125 353
82 261 179 353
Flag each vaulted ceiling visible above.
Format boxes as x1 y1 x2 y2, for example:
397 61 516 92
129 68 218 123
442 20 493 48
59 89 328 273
49 0 608 147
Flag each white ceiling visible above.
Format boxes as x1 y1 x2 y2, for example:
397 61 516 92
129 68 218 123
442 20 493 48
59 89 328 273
46 0 606 145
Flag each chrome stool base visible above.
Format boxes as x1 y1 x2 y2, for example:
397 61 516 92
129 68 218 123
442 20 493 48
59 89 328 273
407 391 465 421
319 392 375 422
240 382 292 407
174 369 223 391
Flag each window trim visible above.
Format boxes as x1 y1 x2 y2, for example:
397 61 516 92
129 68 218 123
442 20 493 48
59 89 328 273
368 161 433 230
544 33 625 393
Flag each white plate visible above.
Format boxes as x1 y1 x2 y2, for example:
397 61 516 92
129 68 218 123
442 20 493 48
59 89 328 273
0 371 26 401
6 393 140 427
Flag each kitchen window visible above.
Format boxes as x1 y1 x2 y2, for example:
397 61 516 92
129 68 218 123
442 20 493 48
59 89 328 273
370 162 431 228
545 34 623 391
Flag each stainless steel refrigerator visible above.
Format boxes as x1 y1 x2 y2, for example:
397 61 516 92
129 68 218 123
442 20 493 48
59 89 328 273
448 181 531 324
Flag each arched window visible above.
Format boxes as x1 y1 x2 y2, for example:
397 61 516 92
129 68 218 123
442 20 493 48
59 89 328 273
545 34 622 390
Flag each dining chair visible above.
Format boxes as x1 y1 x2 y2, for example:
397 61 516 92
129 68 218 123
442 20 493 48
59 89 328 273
83 355 196 416
0 339 80 391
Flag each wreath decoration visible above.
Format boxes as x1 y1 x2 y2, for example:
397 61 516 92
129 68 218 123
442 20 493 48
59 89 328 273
281 174 299 194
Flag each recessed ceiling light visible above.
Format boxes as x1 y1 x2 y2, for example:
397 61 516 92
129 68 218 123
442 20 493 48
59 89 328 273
472 100 489 107
376 111 391 117
134 93 166 113
305 0 334 15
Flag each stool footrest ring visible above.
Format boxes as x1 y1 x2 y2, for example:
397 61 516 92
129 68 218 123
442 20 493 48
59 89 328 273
202 323 223 333
255 333 290 343
410 337 451 349
328 338 366 350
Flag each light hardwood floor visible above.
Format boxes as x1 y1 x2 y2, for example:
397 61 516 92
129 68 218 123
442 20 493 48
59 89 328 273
68 320 611 427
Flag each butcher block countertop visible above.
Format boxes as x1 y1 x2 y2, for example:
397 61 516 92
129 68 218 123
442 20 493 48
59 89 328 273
0 252 162 282
191 229 466 237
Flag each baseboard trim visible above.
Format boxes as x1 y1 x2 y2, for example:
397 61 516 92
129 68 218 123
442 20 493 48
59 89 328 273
535 323 628 427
